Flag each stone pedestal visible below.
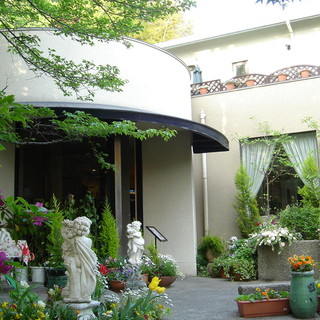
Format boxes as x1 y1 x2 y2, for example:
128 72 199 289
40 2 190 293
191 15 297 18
68 301 100 320
258 240 320 281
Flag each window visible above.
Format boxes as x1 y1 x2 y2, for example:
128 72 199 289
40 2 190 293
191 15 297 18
232 60 248 76
240 131 318 215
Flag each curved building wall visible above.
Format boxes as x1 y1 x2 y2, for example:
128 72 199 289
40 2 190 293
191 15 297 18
0 29 192 119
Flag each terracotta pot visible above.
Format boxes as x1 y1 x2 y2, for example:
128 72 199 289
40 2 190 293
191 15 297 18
236 299 290 318
158 276 177 287
199 87 208 94
278 74 287 81
246 79 255 87
109 280 125 292
225 83 235 90
300 70 310 78
141 274 149 284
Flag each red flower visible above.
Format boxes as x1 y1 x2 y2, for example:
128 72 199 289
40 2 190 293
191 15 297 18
99 263 109 275
143 315 149 319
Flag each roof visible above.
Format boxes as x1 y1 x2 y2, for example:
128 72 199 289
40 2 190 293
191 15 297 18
21 102 229 153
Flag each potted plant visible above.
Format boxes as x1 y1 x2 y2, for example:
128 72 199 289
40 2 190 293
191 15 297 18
225 80 237 90
146 243 183 287
199 85 209 94
277 73 288 81
197 235 225 263
300 69 311 78
246 78 256 86
235 288 290 317
288 254 318 318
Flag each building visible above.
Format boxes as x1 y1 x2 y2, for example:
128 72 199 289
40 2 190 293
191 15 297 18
0 29 228 275
158 14 320 241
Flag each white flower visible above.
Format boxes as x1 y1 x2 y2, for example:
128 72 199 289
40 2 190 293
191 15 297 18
280 242 285 247
20 280 29 288
266 239 271 244
37 300 46 309
48 288 55 296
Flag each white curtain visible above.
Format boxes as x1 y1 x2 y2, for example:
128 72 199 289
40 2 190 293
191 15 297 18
241 141 275 197
282 132 319 184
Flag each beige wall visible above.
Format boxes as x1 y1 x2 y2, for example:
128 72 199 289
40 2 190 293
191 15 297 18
0 143 15 196
142 131 197 275
192 77 320 241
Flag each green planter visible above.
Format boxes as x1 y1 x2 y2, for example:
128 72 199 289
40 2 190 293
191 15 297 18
290 270 318 319
45 268 67 289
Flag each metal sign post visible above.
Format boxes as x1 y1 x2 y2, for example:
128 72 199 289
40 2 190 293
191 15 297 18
146 226 167 249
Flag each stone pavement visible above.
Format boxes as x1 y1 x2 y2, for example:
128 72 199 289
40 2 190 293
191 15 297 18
1 276 320 319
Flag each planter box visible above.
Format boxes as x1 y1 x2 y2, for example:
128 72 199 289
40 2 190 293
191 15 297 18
258 240 320 281
236 299 290 318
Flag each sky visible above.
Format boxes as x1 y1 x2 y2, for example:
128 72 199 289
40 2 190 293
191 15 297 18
185 0 320 37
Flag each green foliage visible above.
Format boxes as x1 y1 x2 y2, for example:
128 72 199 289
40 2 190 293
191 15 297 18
197 235 225 262
256 0 300 8
0 0 195 100
46 196 65 269
98 200 120 259
279 204 320 240
235 288 289 302
298 156 320 207
233 165 261 238
135 12 192 44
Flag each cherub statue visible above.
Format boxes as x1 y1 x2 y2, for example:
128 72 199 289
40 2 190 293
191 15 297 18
127 221 144 265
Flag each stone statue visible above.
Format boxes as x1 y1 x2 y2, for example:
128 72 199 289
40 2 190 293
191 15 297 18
61 216 97 303
127 221 144 265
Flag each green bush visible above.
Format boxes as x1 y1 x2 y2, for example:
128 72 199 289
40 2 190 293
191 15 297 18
197 235 226 262
233 165 261 238
279 204 320 240
98 200 120 259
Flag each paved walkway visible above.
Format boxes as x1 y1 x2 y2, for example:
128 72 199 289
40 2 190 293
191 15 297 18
1 276 320 319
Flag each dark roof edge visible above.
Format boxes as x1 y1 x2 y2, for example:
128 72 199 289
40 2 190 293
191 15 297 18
19 101 229 153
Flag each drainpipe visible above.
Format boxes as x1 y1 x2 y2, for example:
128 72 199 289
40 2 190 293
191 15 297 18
285 19 294 49
200 111 209 236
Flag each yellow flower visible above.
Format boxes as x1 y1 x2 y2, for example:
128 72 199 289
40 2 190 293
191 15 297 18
317 283 320 289
14 314 20 319
148 277 161 290
1 302 8 309
157 286 166 294
255 288 261 292
110 303 118 308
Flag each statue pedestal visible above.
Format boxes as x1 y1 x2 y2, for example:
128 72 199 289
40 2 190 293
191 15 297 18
67 300 100 319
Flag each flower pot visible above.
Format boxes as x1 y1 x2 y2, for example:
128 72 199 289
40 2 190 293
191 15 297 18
278 73 287 81
45 268 68 289
158 276 177 287
14 267 28 282
109 280 125 292
246 79 255 87
30 266 45 283
199 87 208 94
236 299 290 318
225 83 235 90
300 70 310 78
290 270 318 319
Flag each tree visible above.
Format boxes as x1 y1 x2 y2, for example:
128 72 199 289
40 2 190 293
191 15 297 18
0 0 195 101
135 12 193 44
233 165 260 238
256 0 301 8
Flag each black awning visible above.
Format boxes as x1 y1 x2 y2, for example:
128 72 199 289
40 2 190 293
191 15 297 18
23 102 229 153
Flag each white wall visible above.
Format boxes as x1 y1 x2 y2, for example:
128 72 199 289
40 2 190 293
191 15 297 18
164 16 320 83
142 131 197 275
0 29 192 119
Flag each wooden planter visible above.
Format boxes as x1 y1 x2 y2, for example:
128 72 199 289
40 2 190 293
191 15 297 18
236 299 290 318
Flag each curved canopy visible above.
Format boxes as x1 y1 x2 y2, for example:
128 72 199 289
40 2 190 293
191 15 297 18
24 102 229 153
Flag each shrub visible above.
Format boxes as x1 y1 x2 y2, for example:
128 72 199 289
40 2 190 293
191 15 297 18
279 205 320 240
197 235 226 262
98 200 120 258
233 165 261 238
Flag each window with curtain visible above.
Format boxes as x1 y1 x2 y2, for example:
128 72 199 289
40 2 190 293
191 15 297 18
241 131 318 215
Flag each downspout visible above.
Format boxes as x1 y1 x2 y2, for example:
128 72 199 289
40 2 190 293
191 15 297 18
285 19 294 48
200 110 209 236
